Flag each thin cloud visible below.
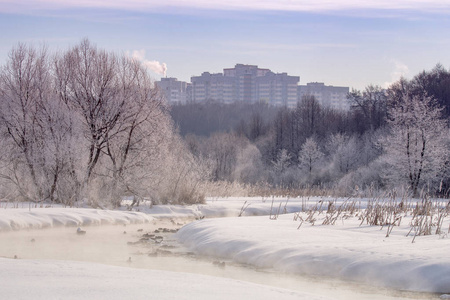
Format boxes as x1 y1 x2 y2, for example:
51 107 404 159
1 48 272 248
1 0 450 14
215 41 358 57
227 41 358 51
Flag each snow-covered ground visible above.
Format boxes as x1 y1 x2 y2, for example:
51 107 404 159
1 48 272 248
177 213 450 294
0 258 329 300
1 196 449 299
0 207 154 231
0 196 322 231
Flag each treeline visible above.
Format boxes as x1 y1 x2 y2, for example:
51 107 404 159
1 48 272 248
172 65 450 197
1 39 448 205
171 101 279 137
0 40 206 206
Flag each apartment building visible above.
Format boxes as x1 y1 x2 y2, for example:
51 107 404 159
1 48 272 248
191 64 300 107
298 82 349 110
256 72 299 107
155 77 190 104
163 66 350 109
190 72 234 104
223 64 271 103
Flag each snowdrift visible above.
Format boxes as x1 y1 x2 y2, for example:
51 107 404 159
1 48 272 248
0 208 153 231
176 214 450 294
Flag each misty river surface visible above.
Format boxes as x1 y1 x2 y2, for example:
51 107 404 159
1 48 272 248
0 220 440 300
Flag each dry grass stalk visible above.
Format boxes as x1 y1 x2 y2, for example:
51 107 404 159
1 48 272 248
294 189 449 242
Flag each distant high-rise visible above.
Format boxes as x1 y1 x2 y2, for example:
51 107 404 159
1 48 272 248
256 72 299 107
191 64 300 107
223 64 271 103
191 72 234 104
298 82 349 110
155 77 191 104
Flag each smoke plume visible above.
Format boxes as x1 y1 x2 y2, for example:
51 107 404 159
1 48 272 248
130 49 167 77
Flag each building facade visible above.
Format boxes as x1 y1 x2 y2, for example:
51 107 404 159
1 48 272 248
298 82 349 110
155 77 191 104
223 64 271 103
256 72 299 107
190 72 234 104
191 64 300 107
165 66 350 109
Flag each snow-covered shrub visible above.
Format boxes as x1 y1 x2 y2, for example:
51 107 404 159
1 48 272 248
337 160 385 195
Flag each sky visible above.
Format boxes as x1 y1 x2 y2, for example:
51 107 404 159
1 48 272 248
1 0 450 90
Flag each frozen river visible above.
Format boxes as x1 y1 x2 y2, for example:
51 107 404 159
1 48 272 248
0 220 440 300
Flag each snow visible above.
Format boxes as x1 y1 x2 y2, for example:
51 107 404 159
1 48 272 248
176 212 450 294
0 196 318 232
1 196 449 298
0 258 329 300
0 207 154 231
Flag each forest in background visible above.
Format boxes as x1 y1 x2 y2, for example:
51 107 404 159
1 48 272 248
0 40 449 207
171 64 450 198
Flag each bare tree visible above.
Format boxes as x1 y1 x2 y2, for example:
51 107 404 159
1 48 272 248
156 134 208 204
0 40 207 206
382 91 449 196
297 95 322 137
298 137 324 176
233 143 265 184
54 39 130 200
205 133 245 181
348 85 387 132
272 149 292 174
0 44 50 201
37 90 79 203
102 57 171 206
326 134 361 176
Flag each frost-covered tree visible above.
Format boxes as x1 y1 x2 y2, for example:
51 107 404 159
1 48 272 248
37 90 80 203
0 40 203 205
298 137 324 176
232 143 265 184
0 44 50 201
156 135 209 204
272 149 292 174
326 133 361 177
382 91 449 196
0 44 81 203
100 57 171 206
55 39 125 195
205 133 246 182
52 39 179 205
296 95 322 137
269 148 301 188
388 64 450 119
348 85 387 132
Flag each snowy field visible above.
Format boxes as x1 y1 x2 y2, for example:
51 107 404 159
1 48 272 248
0 206 154 231
0 258 328 300
0 196 329 231
177 213 450 294
1 196 449 299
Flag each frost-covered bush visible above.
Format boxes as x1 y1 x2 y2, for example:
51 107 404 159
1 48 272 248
337 160 385 194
